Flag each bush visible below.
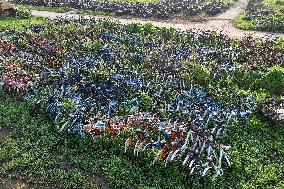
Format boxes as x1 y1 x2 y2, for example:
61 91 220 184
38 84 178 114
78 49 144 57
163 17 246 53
139 91 154 111
15 7 31 18
262 65 284 95
192 63 211 86
233 13 257 30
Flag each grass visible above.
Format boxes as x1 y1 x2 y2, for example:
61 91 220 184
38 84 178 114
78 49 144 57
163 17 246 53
263 0 284 9
17 4 72 13
221 116 284 189
233 11 284 33
233 0 284 33
0 93 100 189
0 16 45 29
0 92 283 188
232 13 257 30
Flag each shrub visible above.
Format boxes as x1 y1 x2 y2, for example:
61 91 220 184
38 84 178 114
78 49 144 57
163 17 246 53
192 63 211 86
262 65 284 95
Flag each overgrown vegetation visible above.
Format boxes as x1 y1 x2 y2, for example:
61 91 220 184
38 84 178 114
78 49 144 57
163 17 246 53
17 4 72 13
12 0 233 19
0 93 100 189
0 14 284 189
1 92 284 188
0 17 45 29
233 0 284 33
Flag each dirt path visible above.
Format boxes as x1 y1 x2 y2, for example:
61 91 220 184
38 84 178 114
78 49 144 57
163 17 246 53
30 0 284 39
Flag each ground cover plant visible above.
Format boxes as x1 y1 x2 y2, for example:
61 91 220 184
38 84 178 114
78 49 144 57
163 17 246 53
1 83 284 188
0 17 284 188
17 4 73 13
12 0 233 19
0 16 44 29
234 0 284 33
0 5 44 30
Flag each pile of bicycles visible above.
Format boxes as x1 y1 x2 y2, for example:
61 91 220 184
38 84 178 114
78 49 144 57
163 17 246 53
243 0 284 32
13 0 231 19
0 18 283 177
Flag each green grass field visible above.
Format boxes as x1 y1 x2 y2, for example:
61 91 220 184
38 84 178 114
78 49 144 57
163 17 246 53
233 13 257 30
0 17 45 29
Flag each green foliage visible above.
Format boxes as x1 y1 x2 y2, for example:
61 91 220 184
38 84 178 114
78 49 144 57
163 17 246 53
262 65 284 95
264 0 284 9
0 17 284 188
1 92 284 188
15 0 234 19
234 0 284 33
18 4 72 13
0 93 99 189
139 91 154 111
15 6 31 18
233 13 257 30
79 9 116 16
109 0 159 3
0 17 45 30
62 98 76 112
183 62 211 86
232 65 263 90
220 116 284 189
193 64 211 86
